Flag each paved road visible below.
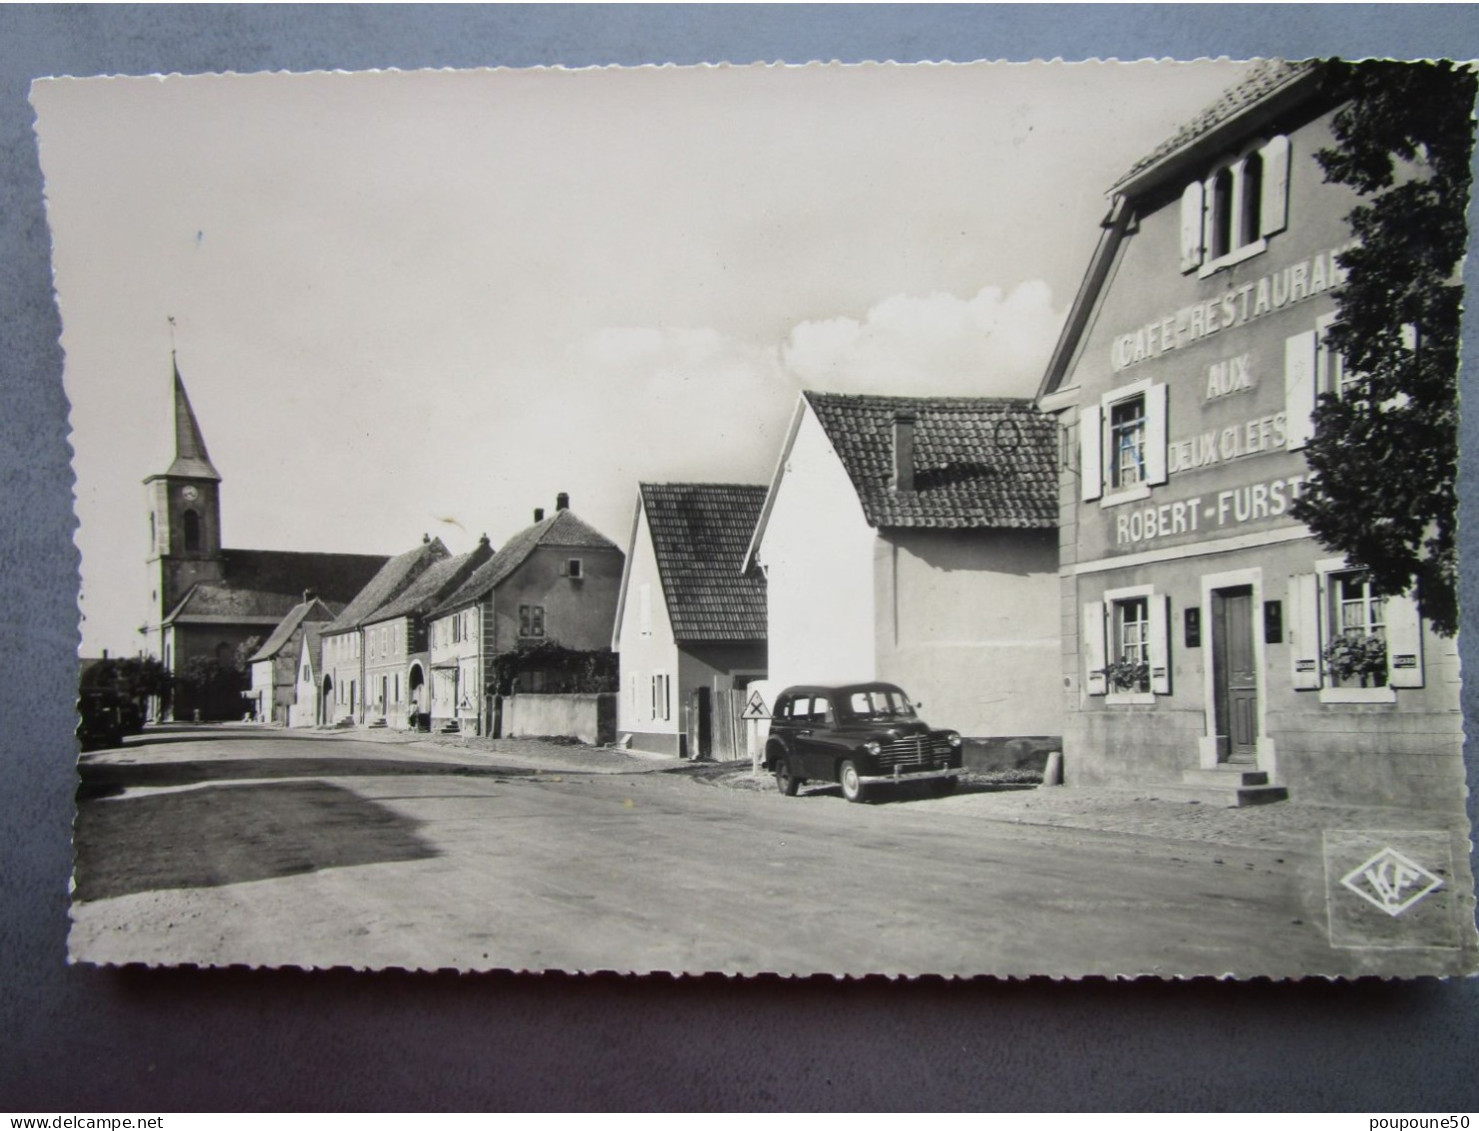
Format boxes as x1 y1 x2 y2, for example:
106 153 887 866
69 727 1470 977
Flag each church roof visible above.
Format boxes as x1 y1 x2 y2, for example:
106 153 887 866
637 483 767 643
322 538 450 635
432 508 618 616
159 362 221 482
248 597 340 663
217 549 390 607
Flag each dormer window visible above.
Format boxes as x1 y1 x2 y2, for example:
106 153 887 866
1180 135 1289 276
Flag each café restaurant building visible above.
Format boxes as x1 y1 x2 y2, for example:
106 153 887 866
1035 60 1462 808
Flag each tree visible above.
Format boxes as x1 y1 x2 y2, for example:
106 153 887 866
1290 60 1477 637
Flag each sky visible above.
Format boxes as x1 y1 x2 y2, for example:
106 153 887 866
31 60 1252 657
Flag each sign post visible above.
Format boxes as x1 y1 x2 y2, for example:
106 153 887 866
741 689 770 775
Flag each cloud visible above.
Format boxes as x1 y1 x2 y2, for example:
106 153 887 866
781 279 1066 397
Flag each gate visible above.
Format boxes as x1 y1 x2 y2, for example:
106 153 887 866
686 688 749 761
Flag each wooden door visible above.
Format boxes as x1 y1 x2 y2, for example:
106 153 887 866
1211 587 1258 764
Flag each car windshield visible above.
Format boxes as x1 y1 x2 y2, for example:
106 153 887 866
842 689 916 721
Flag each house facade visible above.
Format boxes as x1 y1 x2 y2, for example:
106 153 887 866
319 536 449 726
144 364 388 719
613 483 768 758
360 537 494 729
745 391 1060 740
428 494 623 735
1035 60 1462 807
246 596 339 725
289 625 326 728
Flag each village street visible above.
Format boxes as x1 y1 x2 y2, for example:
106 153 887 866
69 726 1471 978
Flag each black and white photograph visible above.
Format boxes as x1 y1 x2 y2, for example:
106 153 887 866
34 57 1478 978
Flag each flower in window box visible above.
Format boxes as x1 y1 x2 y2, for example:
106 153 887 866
1323 632 1388 687
1104 659 1150 693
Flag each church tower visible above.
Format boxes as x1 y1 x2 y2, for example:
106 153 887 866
144 360 225 639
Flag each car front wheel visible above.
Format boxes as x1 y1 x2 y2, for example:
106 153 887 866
774 755 801 797
839 759 867 803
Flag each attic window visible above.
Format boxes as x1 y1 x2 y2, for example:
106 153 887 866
564 558 584 579
1180 135 1289 276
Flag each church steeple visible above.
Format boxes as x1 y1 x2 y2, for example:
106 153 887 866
162 356 221 482
145 358 226 628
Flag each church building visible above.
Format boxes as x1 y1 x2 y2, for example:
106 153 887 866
144 364 389 719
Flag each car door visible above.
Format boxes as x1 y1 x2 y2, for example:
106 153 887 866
795 693 834 780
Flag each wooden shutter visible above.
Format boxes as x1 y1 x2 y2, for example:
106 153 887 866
1260 134 1290 238
1144 383 1168 486
1080 404 1103 501
1179 180 1205 272
1288 573 1323 690
1384 591 1425 689
1284 330 1318 450
1148 593 1172 695
1084 601 1108 696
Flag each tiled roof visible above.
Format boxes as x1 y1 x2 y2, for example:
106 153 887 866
641 483 768 643
805 392 1057 530
323 538 450 635
165 584 304 623
1114 59 1319 190
432 509 618 615
218 548 390 607
366 541 496 623
248 598 339 663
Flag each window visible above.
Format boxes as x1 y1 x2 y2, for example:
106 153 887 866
1109 396 1146 489
564 558 583 579
1081 380 1167 504
1289 563 1424 701
1180 135 1289 275
638 583 652 636
182 509 201 552
1084 587 1170 701
652 672 670 721
1329 571 1386 689
519 604 545 637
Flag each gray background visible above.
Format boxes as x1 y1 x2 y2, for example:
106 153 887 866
3 4 1477 1111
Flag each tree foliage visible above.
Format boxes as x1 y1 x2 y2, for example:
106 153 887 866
1290 60 1477 637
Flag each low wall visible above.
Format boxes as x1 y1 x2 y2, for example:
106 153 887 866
962 736 1061 774
501 693 616 746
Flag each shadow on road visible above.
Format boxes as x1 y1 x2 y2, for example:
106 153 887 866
77 758 536 802
72 780 439 903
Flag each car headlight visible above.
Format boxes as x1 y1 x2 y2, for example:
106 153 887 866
947 733 962 748
863 741 881 756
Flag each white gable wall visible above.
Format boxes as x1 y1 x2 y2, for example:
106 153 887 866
615 499 681 753
758 404 878 691
875 527 1060 737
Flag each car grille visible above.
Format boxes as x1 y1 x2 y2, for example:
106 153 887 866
876 735 954 770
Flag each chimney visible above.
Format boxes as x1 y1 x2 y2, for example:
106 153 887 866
556 492 570 511
478 533 490 548
891 411 917 492
534 507 545 523
102 648 109 660
422 533 430 543
302 589 316 603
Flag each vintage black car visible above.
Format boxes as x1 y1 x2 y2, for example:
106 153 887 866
763 682 964 802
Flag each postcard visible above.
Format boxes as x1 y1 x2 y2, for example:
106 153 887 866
35 59 1477 977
